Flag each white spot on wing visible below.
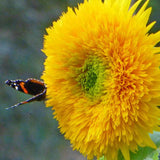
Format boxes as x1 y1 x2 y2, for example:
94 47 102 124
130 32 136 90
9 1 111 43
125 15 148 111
15 86 19 90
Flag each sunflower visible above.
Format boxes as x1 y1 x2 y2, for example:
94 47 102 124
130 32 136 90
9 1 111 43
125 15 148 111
42 0 160 159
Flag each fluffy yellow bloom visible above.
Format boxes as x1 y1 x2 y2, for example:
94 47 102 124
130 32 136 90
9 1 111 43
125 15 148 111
42 0 160 159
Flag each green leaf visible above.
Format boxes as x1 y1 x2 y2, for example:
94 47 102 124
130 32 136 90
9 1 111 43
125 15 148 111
98 156 104 160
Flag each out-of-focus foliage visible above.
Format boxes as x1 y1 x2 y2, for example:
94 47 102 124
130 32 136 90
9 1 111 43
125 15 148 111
0 0 159 160
149 0 160 34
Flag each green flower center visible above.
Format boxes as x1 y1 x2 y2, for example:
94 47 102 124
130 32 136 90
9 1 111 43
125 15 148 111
76 56 108 99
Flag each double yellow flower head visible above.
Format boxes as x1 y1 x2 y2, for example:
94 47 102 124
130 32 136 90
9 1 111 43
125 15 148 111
42 0 160 159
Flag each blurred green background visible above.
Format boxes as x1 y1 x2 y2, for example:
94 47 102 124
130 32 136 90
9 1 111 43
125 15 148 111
0 0 159 160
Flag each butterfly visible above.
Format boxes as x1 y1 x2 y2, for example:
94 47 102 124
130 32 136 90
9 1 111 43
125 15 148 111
5 78 46 110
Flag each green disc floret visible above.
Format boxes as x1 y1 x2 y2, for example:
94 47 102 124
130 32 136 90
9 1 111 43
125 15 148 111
76 55 107 99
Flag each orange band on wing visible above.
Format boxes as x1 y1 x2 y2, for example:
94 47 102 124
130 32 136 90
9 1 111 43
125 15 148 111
29 79 44 86
20 82 28 94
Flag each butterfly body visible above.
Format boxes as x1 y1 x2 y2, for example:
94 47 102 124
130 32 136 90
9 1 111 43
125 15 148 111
5 78 46 109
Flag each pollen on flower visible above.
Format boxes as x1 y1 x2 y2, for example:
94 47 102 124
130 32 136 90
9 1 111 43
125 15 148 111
42 0 160 159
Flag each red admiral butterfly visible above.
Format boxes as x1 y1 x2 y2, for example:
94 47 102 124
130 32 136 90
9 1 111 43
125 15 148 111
5 78 46 110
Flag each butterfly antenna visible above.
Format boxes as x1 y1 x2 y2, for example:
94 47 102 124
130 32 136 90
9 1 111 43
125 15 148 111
5 101 26 110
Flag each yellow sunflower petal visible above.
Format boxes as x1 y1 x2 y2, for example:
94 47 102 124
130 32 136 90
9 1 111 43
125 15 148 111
42 0 160 159
128 0 143 16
